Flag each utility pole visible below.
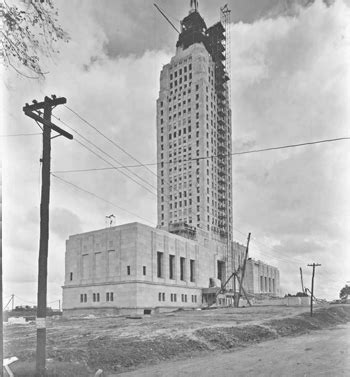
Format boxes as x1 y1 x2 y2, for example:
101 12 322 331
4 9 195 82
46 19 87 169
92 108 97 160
236 232 251 308
23 96 73 377
299 267 304 294
307 263 321 317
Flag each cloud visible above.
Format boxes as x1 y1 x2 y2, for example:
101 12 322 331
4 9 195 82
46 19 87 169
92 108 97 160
230 0 350 298
50 207 83 239
3 0 350 303
3 0 169 303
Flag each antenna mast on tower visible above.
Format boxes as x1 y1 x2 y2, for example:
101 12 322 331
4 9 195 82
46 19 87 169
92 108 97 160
190 0 199 12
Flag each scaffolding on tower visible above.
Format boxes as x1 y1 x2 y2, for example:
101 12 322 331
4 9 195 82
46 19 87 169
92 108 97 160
220 4 231 105
220 4 232 293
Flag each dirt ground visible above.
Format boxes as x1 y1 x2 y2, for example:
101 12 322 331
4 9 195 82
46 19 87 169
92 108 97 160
116 323 350 377
4 304 350 376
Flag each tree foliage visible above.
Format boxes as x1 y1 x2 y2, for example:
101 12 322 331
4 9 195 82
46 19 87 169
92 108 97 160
339 285 350 300
1 0 69 79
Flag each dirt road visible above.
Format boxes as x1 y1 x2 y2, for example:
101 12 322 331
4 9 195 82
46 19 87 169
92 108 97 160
116 323 350 377
5 305 350 376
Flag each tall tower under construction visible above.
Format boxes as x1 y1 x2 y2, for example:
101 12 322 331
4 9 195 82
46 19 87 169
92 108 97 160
62 2 281 316
156 2 232 242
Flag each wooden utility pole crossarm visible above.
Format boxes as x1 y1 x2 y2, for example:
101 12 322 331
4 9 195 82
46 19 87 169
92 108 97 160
23 96 73 377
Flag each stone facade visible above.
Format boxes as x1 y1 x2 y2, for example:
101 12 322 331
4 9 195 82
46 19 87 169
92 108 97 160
62 223 280 314
63 223 231 315
245 259 280 296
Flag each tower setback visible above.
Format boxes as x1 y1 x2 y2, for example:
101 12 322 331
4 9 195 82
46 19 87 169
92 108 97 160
157 7 232 242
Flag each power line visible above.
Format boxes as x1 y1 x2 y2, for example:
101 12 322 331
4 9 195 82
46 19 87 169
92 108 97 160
63 105 160 182
53 113 157 191
0 133 42 137
52 171 296 265
73 138 156 196
50 114 349 264
52 175 305 267
51 110 349 267
53 166 146 174
13 295 36 306
231 225 306 264
52 171 303 267
231 226 308 266
51 173 155 226
51 135 350 174
51 114 157 196
53 114 219 242
49 122 349 266
230 137 350 156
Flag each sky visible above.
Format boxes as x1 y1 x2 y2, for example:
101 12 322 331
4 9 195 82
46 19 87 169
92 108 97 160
2 0 350 308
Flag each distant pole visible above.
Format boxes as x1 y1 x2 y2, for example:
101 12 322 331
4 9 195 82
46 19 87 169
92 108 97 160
307 263 321 317
58 300 61 312
299 267 304 293
23 96 73 377
11 294 14 311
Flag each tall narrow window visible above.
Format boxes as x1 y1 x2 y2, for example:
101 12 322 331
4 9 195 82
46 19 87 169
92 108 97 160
190 259 195 282
180 257 185 281
157 252 163 278
143 266 146 276
70 272 73 281
127 266 131 275
217 261 225 281
169 255 175 280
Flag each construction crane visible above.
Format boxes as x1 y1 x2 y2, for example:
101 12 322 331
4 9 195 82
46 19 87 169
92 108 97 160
153 3 180 34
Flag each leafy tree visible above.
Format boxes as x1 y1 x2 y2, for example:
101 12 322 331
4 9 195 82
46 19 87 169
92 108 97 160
339 285 350 300
1 0 69 79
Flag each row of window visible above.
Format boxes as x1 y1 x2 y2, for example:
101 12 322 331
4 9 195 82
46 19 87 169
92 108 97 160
260 276 276 293
169 73 192 88
169 62 192 80
167 80 217 106
165 293 197 303
126 265 147 276
80 292 114 303
160 115 226 136
157 253 195 282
